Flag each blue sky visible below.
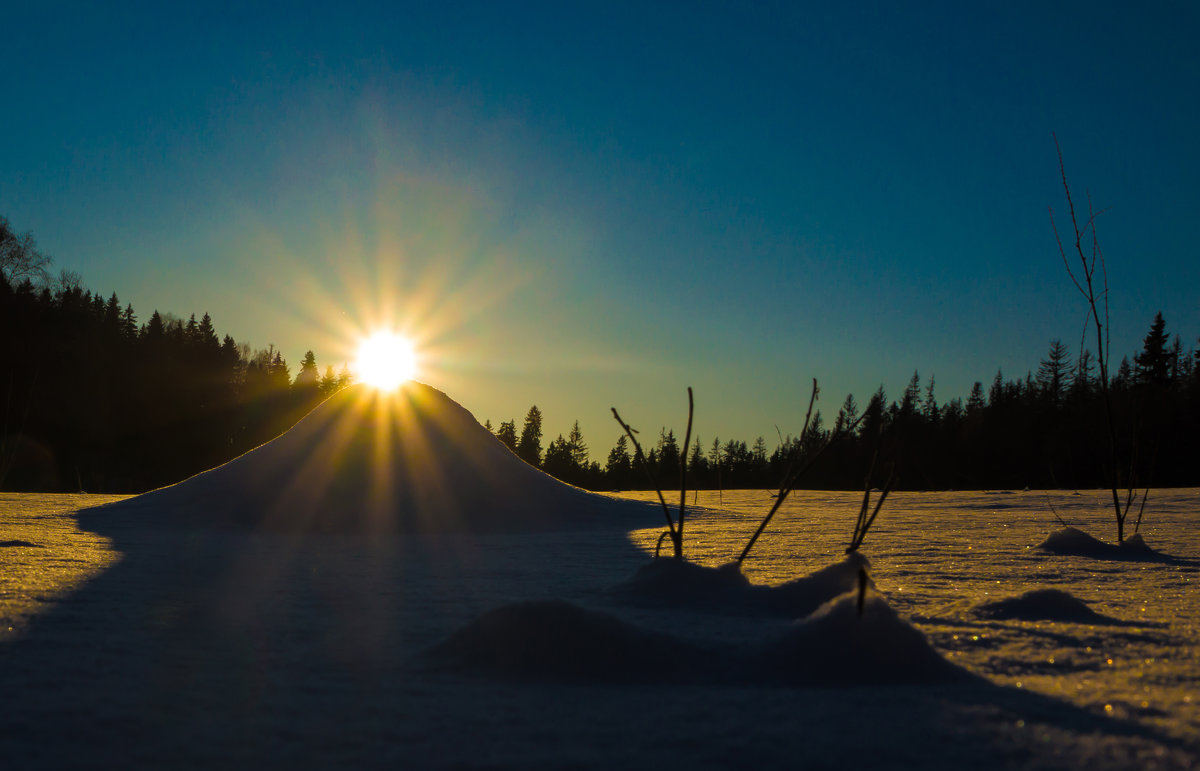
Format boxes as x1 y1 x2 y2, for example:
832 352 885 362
4 1 1198 456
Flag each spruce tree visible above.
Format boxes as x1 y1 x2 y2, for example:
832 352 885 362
496 420 518 451
319 365 338 396
1036 339 1071 405
900 371 922 417
605 434 633 489
567 420 588 469
689 437 705 470
1134 311 1171 386
294 350 320 392
835 393 859 434
517 406 543 466
966 382 986 415
542 435 572 480
923 375 940 423
656 429 680 484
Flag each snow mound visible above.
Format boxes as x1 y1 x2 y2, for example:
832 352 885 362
1038 527 1160 560
612 551 873 618
425 599 708 682
611 558 751 604
755 591 976 686
973 589 1115 623
78 382 657 534
428 591 970 687
1121 533 1152 551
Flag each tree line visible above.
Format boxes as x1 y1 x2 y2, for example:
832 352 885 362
489 314 1200 492
1 216 349 491
3 214 1199 493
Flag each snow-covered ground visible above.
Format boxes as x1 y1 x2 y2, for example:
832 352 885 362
0 388 1196 768
625 489 1200 748
1 488 1196 769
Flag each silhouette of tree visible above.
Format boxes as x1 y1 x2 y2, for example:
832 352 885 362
1036 339 1072 405
294 350 320 393
567 420 588 470
496 420 518 452
120 304 137 339
144 310 165 341
966 382 986 415
319 365 339 396
656 429 680 486
0 216 51 285
541 434 573 480
688 437 706 486
900 371 922 418
860 386 887 440
1134 312 1171 387
750 435 769 467
1169 335 1187 381
605 434 633 489
988 370 1008 408
270 349 290 390
834 394 859 435
922 375 940 424
516 406 543 466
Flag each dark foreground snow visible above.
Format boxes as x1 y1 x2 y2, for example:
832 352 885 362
1 488 1198 769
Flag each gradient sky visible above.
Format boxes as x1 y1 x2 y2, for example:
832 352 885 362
4 1 1198 457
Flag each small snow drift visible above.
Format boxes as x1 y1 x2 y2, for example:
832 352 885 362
612 551 873 618
79 383 656 534
755 591 976 686
611 558 751 606
1038 527 1160 561
425 599 710 682
429 591 971 687
973 589 1119 624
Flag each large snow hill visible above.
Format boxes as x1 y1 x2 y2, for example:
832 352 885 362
79 382 656 534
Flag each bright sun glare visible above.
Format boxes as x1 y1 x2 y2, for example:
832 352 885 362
355 332 417 391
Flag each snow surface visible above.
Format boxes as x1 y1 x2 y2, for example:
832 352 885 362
1 386 1198 768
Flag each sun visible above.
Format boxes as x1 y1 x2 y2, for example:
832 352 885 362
355 332 418 391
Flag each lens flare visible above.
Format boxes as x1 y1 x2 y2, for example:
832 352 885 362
355 332 417 391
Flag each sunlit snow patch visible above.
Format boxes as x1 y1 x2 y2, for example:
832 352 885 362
611 551 873 618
